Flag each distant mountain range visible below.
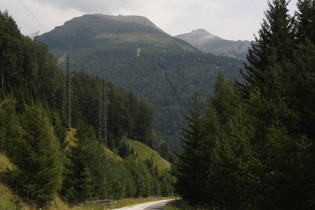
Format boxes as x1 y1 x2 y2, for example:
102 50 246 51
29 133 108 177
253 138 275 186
175 29 251 60
38 14 244 151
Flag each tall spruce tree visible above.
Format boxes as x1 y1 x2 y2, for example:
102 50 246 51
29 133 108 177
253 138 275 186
295 0 315 138
61 122 110 204
2 105 62 208
174 92 212 206
0 11 23 90
239 0 295 98
296 0 315 43
238 0 315 208
208 74 259 209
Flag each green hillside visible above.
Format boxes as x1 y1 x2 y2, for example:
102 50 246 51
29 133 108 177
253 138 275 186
38 14 244 151
127 139 171 171
0 153 27 209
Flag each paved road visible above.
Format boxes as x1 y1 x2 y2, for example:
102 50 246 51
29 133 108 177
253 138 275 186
112 199 173 210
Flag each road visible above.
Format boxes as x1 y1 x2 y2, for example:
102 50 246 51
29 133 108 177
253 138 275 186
112 199 174 210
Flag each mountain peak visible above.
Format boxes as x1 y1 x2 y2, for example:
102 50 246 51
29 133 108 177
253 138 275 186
63 14 163 32
191 28 211 36
175 29 250 60
176 29 219 41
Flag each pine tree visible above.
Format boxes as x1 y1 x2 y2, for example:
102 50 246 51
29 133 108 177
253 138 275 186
296 0 315 43
237 1 315 208
238 0 298 130
239 0 295 98
2 105 62 208
0 97 19 153
207 75 259 209
61 122 109 204
295 0 315 139
174 91 211 206
0 11 23 89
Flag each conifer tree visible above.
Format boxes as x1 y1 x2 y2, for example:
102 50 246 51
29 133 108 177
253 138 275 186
239 0 295 98
61 122 109 204
295 0 315 138
0 97 19 153
207 74 259 209
2 105 62 208
0 11 23 89
174 92 211 206
296 0 315 43
237 0 315 208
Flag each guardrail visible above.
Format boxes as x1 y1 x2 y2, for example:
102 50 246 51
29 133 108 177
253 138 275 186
86 199 111 207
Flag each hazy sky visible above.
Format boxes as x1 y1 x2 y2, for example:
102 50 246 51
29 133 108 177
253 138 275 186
1 0 298 41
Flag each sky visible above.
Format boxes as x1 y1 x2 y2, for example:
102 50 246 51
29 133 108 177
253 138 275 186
1 0 298 41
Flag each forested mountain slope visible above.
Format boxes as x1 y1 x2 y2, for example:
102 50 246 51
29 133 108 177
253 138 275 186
0 10 174 208
38 14 244 151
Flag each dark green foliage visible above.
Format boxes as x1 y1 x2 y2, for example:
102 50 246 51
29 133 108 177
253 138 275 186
38 14 244 152
0 10 175 207
0 11 23 90
61 122 130 203
239 0 295 95
1 105 62 208
71 50 243 152
61 122 105 204
210 77 259 209
175 0 315 209
70 70 168 154
0 96 20 154
296 0 315 43
174 92 213 206
61 122 175 204
125 158 152 197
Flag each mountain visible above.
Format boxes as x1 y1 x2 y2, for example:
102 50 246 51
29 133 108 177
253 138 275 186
38 14 244 152
175 29 251 60
40 14 196 53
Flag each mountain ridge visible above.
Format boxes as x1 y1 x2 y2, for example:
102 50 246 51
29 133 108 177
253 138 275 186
40 14 197 53
175 29 251 60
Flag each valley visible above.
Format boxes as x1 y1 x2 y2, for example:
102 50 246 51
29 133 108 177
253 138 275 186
38 14 244 151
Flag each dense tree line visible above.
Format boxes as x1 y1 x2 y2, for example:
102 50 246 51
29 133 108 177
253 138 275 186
174 0 315 209
69 50 243 152
0 10 174 208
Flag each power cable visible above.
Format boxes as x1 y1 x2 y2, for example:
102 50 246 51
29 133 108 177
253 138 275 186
18 0 46 31
0 2 34 34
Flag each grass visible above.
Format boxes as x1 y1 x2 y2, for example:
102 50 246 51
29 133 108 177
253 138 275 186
0 153 14 171
65 128 122 161
126 139 171 171
0 153 28 209
65 128 77 147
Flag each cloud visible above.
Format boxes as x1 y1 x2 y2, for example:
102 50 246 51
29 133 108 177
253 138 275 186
33 0 138 14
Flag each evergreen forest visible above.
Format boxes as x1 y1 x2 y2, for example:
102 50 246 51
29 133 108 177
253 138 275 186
38 14 245 152
0 10 174 208
1 0 315 209
174 0 315 209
